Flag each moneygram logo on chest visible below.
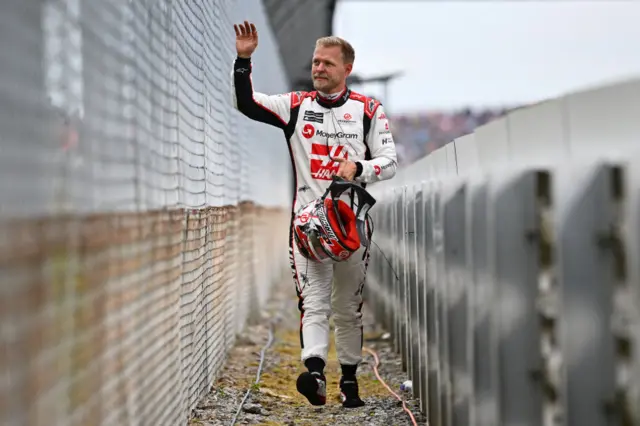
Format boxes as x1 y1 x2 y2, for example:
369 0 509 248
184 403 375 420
317 129 358 139
301 124 357 140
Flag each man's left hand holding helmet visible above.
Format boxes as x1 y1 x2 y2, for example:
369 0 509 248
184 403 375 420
333 156 358 181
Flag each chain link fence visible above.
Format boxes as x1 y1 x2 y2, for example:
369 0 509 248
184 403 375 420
0 1 292 425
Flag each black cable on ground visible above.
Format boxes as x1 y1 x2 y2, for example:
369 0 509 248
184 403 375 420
229 322 275 425
229 322 274 425
229 316 277 426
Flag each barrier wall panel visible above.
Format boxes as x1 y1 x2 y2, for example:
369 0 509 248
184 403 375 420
400 186 411 377
364 201 382 332
624 158 640 424
400 187 410 372
376 242 385 331
393 189 404 356
369 204 382 330
385 199 396 334
408 185 421 400
386 199 396 333
424 181 442 425
407 156 430 186
370 203 380 323
507 100 568 166
387 195 395 348
433 147 450 179
473 118 510 170
415 184 429 414
488 170 543 425
421 151 435 181
376 200 389 332
427 154 438 181
433 180 452 425
564 79 640 160
454 134 479 177
610 161 640 425
464 174 496 426
368 209 377 320
442 180 469 426
555 163 617 426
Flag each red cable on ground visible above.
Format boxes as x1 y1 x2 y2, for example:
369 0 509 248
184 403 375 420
363 346 421 426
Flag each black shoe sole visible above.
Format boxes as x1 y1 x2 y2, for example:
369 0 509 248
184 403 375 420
296 372 326 406
342 397 365 408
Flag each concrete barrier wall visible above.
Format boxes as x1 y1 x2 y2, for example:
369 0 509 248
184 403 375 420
366 77 640 425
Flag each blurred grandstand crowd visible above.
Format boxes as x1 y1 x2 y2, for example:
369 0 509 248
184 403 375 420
389 107 512 166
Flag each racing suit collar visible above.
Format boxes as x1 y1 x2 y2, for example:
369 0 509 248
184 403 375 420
317 90 342 100
315 87 350 109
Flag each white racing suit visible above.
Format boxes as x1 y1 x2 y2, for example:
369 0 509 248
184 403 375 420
231 56 397 366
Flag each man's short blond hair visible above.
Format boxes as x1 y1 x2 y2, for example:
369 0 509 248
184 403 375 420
315 36 355 64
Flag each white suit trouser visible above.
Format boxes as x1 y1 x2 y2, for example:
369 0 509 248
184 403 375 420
289 235 369 366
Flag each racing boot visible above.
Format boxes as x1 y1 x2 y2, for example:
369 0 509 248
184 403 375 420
339 376 365 408
296 371 327 406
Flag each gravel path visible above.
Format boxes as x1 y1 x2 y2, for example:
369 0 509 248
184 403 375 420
189 278 427 426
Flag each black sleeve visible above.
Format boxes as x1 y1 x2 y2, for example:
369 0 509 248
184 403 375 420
233 57 289 129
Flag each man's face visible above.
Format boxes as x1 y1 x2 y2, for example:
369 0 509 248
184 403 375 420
311 45 352 93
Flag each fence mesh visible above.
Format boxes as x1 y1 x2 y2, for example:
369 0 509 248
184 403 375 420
0 1 292 425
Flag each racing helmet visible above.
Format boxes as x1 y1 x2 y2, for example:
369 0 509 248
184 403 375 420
293 176 376 264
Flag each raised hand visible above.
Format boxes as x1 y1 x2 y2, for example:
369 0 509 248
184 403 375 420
234 21 258 59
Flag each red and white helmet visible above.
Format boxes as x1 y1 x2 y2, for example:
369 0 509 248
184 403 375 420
293 177 376 264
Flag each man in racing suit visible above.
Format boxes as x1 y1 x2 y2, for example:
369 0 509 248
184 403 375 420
231 21 397 408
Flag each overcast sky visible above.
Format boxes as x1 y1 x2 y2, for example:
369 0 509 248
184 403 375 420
333 0 640 113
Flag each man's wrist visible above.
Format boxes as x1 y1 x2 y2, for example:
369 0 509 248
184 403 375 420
354 161 363 177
